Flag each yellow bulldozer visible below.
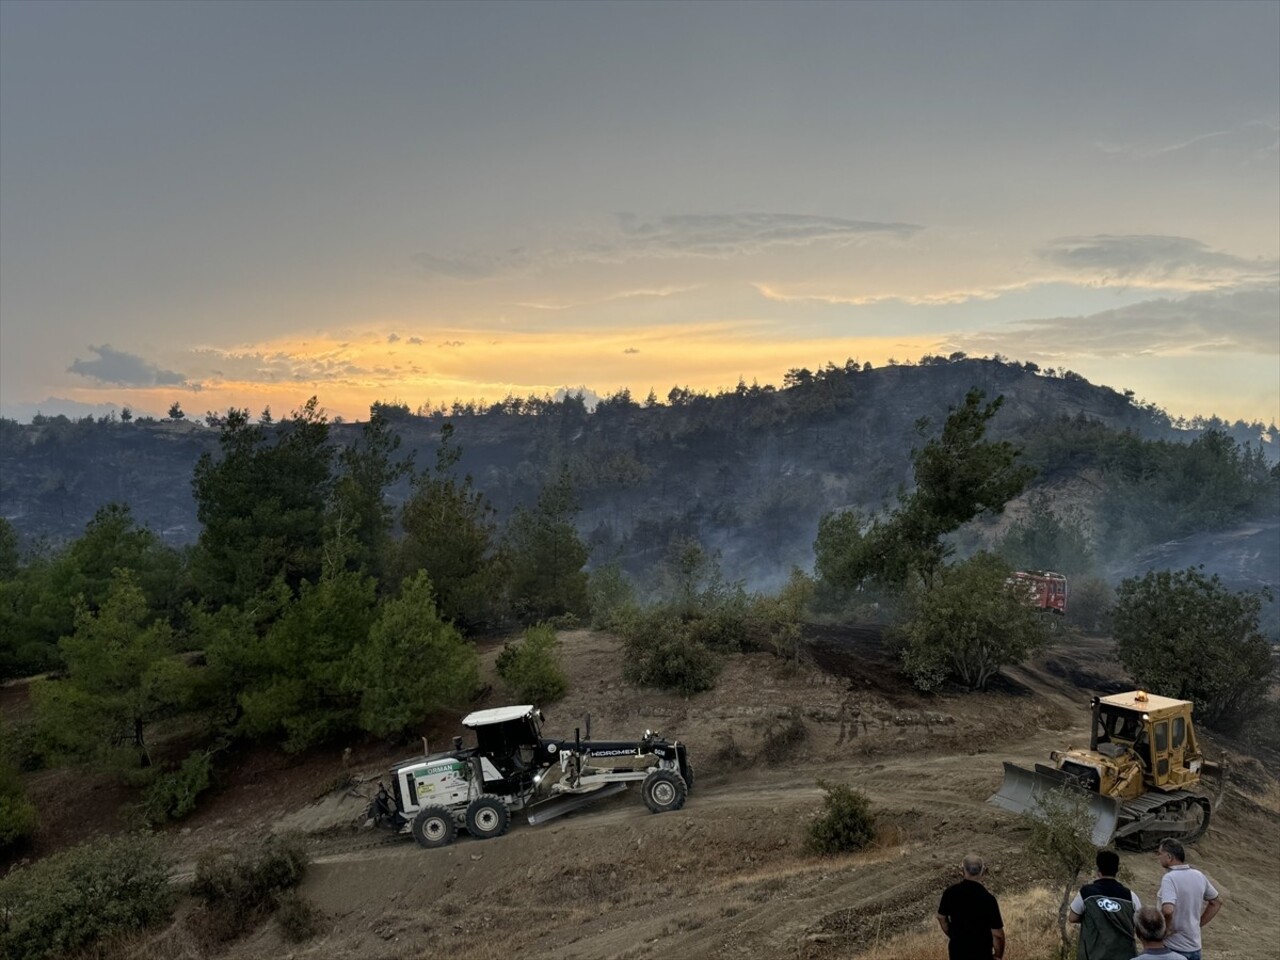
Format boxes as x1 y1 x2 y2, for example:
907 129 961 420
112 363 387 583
989 690 1225 849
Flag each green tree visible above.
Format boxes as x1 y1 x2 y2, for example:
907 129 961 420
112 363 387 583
232 571 377 751
190 400 333 607
326 409 413 579
896 552 1050 691
505 470 589 622
395 424 508 630
0 518 18 580
1025 787 1097 955
30 570 193 767
999 491 1093 575
1113 567 1273 732
815 390 1033 595
349 571 480 738
495 623 567 704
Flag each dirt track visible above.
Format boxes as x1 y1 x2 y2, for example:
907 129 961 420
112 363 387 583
178 629 1279 960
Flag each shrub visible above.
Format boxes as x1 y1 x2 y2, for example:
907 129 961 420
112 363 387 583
140 749 214 825
275 890 324 942
757 708 808 763
896 552 1049 691
1113 567 1274 732
190 834 308 940
806 781 876 855
619 611 721 695
0 727 36 855
496 623 568 704
1024 787 1096 950
0 833 173 960
1065 575 1114 634
587 564 636 630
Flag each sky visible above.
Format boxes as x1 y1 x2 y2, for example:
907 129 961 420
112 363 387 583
1 0 1277 424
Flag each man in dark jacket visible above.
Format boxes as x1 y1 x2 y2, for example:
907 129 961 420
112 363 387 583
1069 849 1141 960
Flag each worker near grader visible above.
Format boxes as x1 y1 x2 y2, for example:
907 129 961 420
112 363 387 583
1068 849 1141 960
1156 838 1222 960
936 853 1005 960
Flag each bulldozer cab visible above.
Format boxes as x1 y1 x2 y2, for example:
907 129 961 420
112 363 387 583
1091 692 1200 789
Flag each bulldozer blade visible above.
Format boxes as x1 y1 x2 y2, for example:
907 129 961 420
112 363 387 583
526 782 628 826
987 762 1121 847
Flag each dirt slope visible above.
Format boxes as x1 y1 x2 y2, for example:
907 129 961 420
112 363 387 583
164 629 1280 960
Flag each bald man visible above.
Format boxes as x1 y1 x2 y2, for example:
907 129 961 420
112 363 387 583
937 854 1006 960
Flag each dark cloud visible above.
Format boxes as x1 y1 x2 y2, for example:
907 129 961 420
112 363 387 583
415 211 922 279
1038 235 1278 288
623 347 640 354
387 333 400 343
68 344 186 386
614 212 921 258
407 336 424 345
954 288 1280 359
439 340 465 348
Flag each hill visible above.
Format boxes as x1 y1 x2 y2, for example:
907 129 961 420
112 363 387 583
3 357 1276 591
13 625 1277 960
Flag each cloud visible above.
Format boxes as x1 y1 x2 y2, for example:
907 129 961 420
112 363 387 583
1096 121 1280 161
416 211 922 279
1037 235 1278 290
754 280 1040 307
439 340 465 348
623 347 640 354
68 345 187 387
952 288 1280 360
387 333 400 343
515 284 700 312
407 336 424 345
186 348 367 384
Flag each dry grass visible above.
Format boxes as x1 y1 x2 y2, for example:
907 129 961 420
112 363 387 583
849 886 1063 960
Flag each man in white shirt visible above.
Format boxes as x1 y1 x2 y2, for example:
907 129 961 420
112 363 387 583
1156 838 1222 960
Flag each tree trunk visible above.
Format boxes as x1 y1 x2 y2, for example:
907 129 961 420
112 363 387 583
1058 870 1079 950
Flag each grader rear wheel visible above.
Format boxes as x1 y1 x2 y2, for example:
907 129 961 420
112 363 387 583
642 769 688 813
412 806 457 849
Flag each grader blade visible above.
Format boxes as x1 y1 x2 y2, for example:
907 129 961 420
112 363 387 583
526 782 628 826
987 762 1121 847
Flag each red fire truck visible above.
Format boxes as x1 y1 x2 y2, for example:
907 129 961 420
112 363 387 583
1012 570 1068 614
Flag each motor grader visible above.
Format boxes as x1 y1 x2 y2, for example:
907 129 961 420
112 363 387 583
989 690 1225 849
366 705 694 848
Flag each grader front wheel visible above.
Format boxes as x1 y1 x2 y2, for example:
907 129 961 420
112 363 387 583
642 770 688 814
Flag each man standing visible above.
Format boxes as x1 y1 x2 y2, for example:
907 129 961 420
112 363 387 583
937 854 1005 960
1156 838 1222 960
1129 906 1183 959
1069 849 1141 959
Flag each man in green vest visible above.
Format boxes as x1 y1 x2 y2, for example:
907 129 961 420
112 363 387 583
1068 849 1140 960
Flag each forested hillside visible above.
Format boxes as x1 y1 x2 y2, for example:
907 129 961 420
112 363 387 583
2 356 1275 590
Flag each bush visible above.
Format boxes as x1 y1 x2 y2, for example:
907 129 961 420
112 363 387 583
586 564 637 631
1064 575 1114 634
895 552 1050 691
0 833 173 960
190 834 308 941
758 708 808 763
619 611 721 695
140 749 214 825
0 725 36 855
0 765 36 856
1113 567 1274 732
496 623 568 704
276 890 324 942
806 781 876 855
